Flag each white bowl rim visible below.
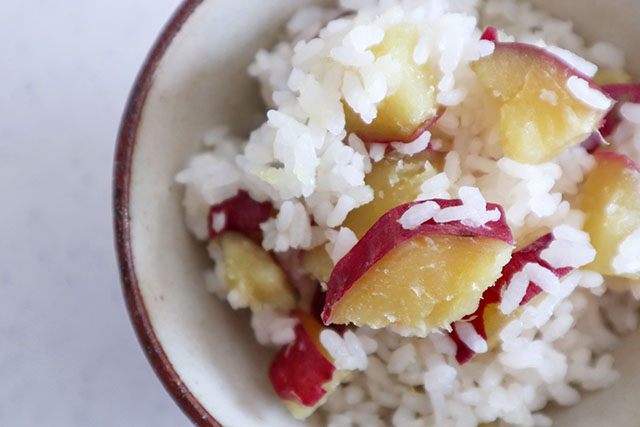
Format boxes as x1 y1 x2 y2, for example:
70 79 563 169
113 0 218 425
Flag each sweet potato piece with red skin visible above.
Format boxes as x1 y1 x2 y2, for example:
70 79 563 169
472 42 613 164
322 199 514 327
449 233 573 364
344 24 443 143
269 315 335 408
207 190 272 239
269 312 348 419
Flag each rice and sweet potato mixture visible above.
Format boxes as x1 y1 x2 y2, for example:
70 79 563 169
176 0 640 425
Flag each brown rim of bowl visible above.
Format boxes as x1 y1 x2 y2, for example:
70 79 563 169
113 0 220 426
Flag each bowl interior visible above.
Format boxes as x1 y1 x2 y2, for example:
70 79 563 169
126 0 640 425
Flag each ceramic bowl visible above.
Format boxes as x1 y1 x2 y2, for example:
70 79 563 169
114 0 640 425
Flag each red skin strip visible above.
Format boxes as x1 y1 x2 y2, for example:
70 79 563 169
207 190 272 239
311 285 347 336
480 26 499 43
450 233 573 365
268 323 336 407
600 84 640 138
322 199 514 324
602 83 640 101
361 107 446 144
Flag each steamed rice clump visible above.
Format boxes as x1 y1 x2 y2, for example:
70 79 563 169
176 0 640 425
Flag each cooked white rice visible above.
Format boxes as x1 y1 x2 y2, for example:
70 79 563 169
565 76 613 111
252 309 299 346
176 0 640 425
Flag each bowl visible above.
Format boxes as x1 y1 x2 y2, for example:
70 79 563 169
114 0 640 425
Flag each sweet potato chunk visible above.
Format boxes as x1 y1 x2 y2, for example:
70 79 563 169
582 152 640 279
323 200 514 335
344 24 441 142
472 43 612 164
328 233 512 334
221 232 296 311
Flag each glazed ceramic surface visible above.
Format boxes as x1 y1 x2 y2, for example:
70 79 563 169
116 0 640 425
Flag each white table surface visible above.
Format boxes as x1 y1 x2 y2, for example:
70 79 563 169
0 1 191 425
